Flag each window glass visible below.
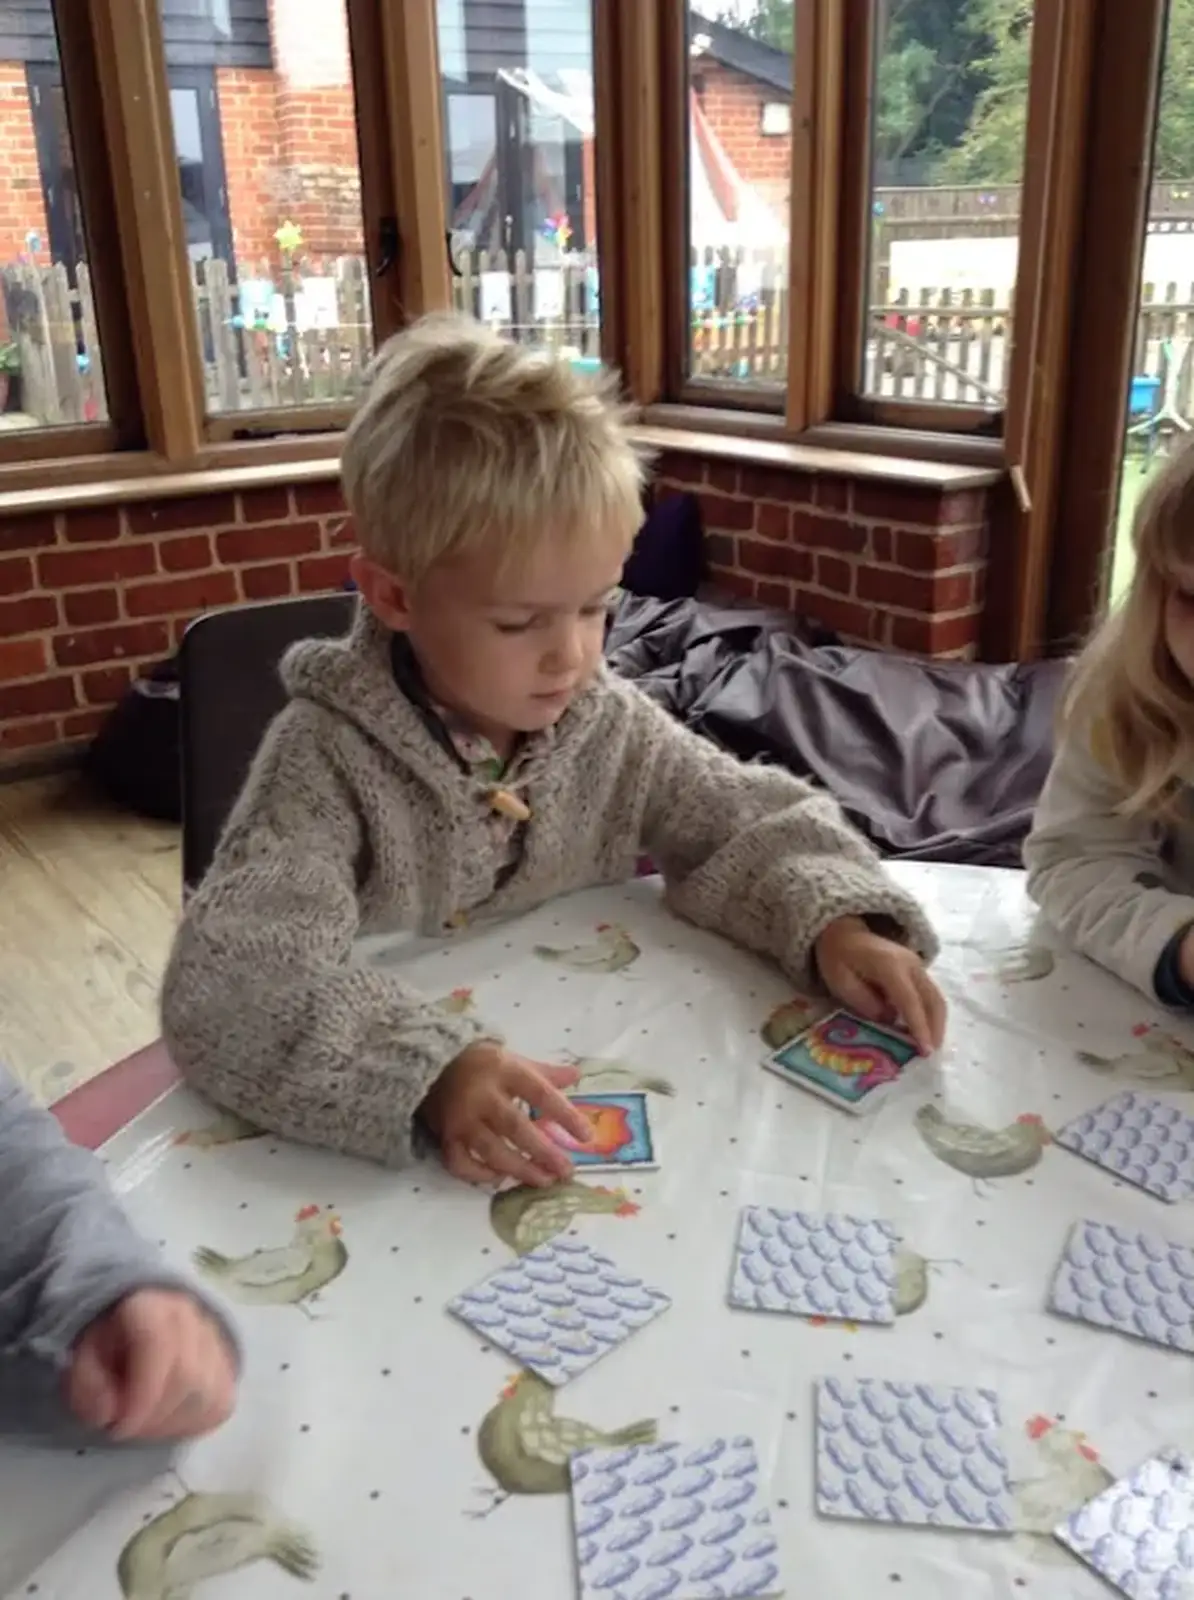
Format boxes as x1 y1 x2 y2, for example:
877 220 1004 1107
158 0 375 415
686 4 793 387
1110 1 1194 602
437 0 601 362
861 0 1033 409
1 36 108 429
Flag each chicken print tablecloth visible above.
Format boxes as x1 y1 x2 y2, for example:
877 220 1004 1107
4 862 1194 1600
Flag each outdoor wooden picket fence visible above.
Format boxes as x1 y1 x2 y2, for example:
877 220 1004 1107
3 248 1194 426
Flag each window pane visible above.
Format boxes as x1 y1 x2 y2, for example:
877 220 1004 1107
0 32 108 431
159 0 375 416
861 0 1033 409
686 6 792 388
436 0 601 362
1110 5 1194 603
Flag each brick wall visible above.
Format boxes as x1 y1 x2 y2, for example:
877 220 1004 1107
694 64 791 215
0 445 991 767
216 69 282 268
0 62 49 280
655 451 989 657
0 483 350 764
266 0 363 260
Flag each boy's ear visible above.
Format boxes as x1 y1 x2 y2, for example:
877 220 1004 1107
350 552 413 632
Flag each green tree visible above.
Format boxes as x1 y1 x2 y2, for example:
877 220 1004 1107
942 0 1194 185
873 0 995 182
712 0 793 52
1152 0 1194 181
713 0 995 182
935 0 1033 184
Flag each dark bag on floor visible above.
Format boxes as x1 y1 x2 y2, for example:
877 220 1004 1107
86 659 182 823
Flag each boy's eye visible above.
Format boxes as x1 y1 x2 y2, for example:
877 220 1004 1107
493 618 536 634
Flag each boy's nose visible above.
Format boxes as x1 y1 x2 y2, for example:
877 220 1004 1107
547 628 585 673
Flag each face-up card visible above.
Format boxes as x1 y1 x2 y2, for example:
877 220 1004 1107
570 1438 783 1600
729 1206 897 1325
816 1376 1014 1533
1054 1090 1194 1203
763 1009 920 1114
1048 1219 1194 1356
447 1236 670 1386
1054 1448 1194 1599
533 1091 658 1171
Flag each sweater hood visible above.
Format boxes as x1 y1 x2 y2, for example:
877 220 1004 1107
279 598 611 780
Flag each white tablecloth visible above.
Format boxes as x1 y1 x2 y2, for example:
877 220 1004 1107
4 863 1193 1598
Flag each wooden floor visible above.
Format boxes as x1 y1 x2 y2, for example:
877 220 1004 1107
0 775 181 1102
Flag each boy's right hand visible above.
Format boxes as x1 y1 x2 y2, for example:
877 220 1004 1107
420 1043 593 1188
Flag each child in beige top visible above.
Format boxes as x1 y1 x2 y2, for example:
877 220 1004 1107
162 314 946 1185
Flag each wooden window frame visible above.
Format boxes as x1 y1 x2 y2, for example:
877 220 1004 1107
622 0 1099 470
0 0 1172 613
1044 0 1170 654
0 1 135 470
0 0 447 489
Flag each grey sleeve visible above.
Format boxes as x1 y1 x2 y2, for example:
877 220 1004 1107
630 685 939 988
162 707 494 1166
0 1067 239 1445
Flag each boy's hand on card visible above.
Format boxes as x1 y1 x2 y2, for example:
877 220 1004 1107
421 1042 593 1188
67 1289 237 1442
814 916 946 1055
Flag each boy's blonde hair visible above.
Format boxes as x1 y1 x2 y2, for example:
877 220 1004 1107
341 312 647 582
1064 436 1194 817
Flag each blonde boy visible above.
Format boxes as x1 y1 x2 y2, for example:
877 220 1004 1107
163 314 945 1184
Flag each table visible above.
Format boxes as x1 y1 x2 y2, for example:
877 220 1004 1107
6 862 1194 1599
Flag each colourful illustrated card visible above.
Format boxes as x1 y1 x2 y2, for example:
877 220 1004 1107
533 1091 658 1170
763 1009 920 1114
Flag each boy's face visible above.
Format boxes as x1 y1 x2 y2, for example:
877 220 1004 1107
353 530 626 748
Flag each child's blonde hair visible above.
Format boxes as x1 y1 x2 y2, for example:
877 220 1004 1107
1065 437 1194 816
341 312 647 582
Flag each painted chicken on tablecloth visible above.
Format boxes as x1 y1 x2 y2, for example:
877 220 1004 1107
1013 1415 1114 1561
489 1180 639 1256
566 1054 676 1096
977 942 1056 984
470 1371 656 1514
533 922 640 973
914 1103 1051 1188
760 996 827 1050
193 1205 346 1311
1078 1021 1194 1088
173 1110 265 1150
117 1491 318 1598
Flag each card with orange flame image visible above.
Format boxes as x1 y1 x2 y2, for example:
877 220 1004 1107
533 1091 658 1170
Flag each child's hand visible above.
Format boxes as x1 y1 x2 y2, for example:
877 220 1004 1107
67 1289 237 1442
420 1043 593 1188
814 916 946 1054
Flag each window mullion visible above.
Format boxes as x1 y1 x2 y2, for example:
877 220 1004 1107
786 0 849 432
995 0 1096 659
87 0 205 463
377 0 451 321
1046 0 1169 651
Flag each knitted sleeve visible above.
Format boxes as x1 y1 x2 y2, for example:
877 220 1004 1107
161 707 492 1165
627 685 939 988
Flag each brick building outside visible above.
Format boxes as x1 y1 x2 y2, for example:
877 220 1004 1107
0 2 791 303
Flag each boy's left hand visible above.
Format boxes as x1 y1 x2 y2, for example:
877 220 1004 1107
814 916 946 1055
66 1288 237 1442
